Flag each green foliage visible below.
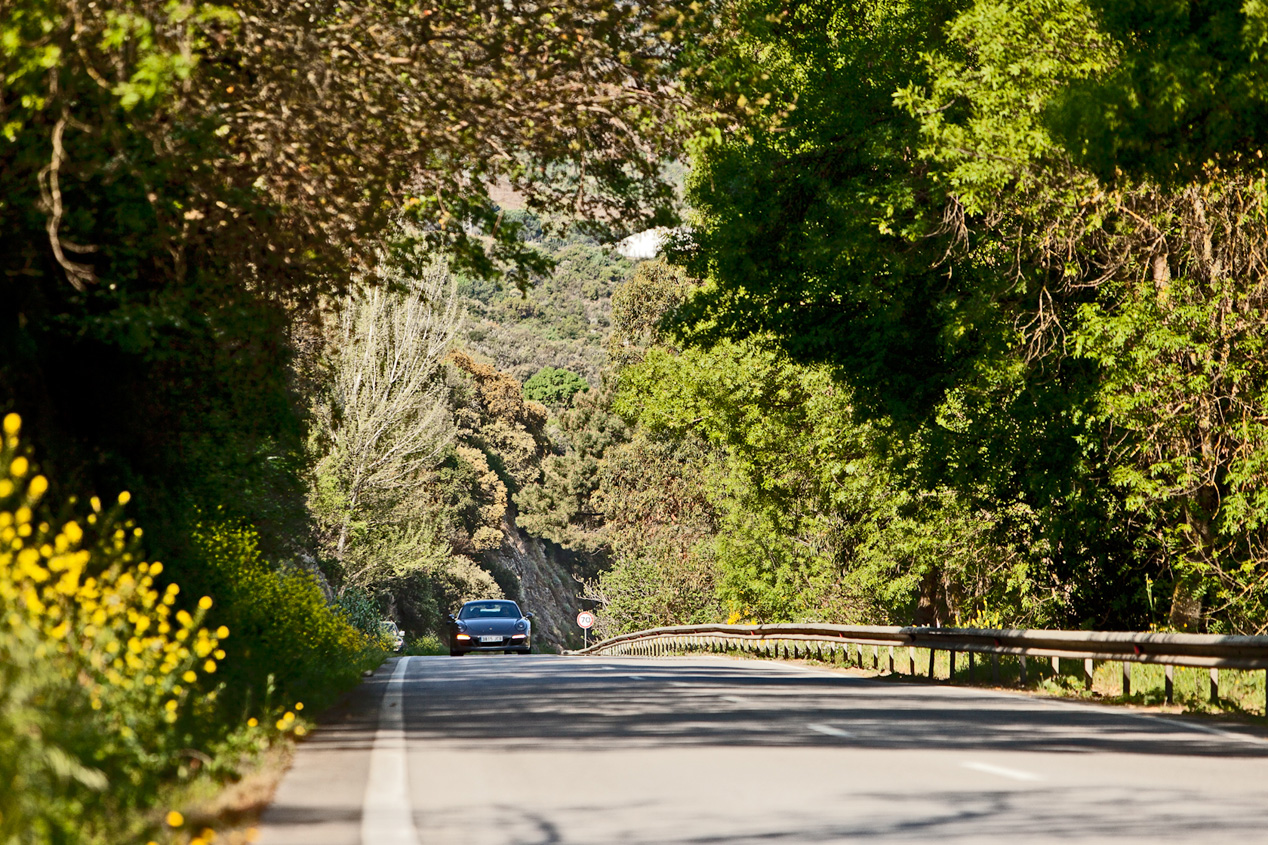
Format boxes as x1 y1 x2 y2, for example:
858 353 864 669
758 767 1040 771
661 0 1268 634
523 366 590 406
405 635 448 656
184 515 375 716
1048 0 1268 184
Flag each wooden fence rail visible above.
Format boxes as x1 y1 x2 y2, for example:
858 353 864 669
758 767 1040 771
571 623 1268 709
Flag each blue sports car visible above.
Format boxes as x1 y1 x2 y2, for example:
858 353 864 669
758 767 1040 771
447 600 533 656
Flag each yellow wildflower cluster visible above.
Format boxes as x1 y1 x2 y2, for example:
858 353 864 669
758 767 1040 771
0 413 226 762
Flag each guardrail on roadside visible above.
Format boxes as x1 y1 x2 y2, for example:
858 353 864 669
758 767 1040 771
572 623 1268 709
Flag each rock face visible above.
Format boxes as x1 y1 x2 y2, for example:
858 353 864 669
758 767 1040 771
615 227 670 260
482 507 584 651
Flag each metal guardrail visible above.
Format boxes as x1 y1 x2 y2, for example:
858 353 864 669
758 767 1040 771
572 623 1268 708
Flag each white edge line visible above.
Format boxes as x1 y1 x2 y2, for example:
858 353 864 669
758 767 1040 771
361 657 421 845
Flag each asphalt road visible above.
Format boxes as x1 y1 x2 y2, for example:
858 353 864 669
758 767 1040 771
258 654 1268 844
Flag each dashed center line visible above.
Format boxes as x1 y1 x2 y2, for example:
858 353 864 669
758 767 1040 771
808 723 854 738
961 761 1043 782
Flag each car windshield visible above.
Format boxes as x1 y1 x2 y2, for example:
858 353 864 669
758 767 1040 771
459 601 520 620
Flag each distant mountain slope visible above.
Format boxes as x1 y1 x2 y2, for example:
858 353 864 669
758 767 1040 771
457 225 635 386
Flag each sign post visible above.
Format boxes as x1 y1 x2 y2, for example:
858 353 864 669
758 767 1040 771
577 610 595 649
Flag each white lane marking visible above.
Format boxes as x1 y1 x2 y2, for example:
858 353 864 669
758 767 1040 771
808 723 854 738
722 695 748 705
962 761 1042 782
361 657 421 845
628 675 647 681
782 655 1268 749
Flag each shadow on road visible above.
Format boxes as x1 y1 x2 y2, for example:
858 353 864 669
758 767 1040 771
406 655 1268 759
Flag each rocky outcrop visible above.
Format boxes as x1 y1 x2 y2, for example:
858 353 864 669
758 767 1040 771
481 506 585 651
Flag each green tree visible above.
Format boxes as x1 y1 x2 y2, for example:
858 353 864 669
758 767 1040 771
523 367 590 406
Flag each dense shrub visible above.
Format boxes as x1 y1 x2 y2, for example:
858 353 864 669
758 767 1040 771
185 515 375 717
523 366 590 406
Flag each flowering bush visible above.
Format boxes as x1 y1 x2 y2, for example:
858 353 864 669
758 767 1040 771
0 414 226 841
0 412 380 843
184 516 375 719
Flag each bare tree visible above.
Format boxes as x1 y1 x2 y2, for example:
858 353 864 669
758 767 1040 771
310 252 462 568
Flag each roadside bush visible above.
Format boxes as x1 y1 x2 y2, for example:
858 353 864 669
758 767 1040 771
0 414 226 842
186 515 378 717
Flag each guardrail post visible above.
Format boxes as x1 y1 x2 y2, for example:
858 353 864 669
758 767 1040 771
949 650 956 683
1123 661 1131 696
872 645 880 669
1051 656 1060 676
927 648 936 680
1209 667 1219 703
1019 655 1028 686
1084 658 1094 691
908 646 916 675
1165 665 1174 704
968 651 975 682
992 654 1000 684
888 645 895 674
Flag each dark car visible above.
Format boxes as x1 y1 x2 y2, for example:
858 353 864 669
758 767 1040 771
447 600 533 656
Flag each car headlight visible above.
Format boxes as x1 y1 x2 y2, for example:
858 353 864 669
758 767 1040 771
456 633 471 640
510 633 527 639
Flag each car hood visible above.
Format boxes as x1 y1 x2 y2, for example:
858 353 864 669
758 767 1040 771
460 619 524 635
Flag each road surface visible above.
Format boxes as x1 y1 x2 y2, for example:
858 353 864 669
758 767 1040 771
258 654 1268 844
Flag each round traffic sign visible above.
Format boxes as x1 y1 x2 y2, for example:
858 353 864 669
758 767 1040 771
576 611 595 629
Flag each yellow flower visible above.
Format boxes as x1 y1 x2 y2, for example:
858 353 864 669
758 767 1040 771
117 490 131 505
3 413 20 436
295 702 304 711
198 595 213 610
216 625 229 639
294 725 308 737
183 670 197 683
203 659 217 674
10 457 28 477
166 810 184 827
247 717 258 728
26 475 47 501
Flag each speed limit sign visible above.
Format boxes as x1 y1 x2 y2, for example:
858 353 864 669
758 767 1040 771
577 610 596 648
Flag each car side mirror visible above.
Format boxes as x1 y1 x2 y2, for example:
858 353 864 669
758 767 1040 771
524 612 534 620
446 613 456 622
